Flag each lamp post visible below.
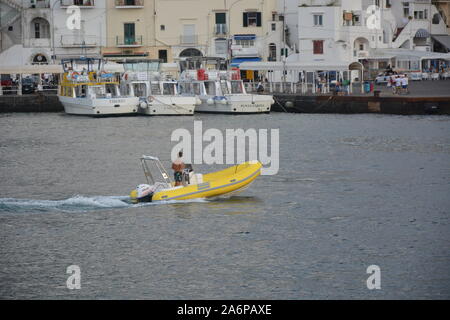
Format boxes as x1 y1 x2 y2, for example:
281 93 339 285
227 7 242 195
50 0 60 64
227 0 244 69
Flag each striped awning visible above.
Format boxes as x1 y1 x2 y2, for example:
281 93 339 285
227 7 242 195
415 29 430 38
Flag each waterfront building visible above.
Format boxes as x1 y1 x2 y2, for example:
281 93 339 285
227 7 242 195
240 0 450 83
102 0 285 79
0 0 106 66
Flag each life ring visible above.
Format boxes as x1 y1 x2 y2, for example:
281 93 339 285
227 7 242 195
71 72 80 79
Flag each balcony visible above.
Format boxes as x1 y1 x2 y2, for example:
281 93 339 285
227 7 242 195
29 0 50 8
115 0 144 8
60 35 97 47
116 35 143 47
180 35 198 45
60 0 95 8
215 24 228 35
231 45 259 58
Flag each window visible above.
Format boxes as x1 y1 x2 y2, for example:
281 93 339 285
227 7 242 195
204 81 216 95
215 38 227 55
414 11 424 20
403 2 410 18
313 14 323 26
271 23 276 31
35 23 40 38
160 25 165 31
243 12 261 27
230 81 243 94
158 50 168 63
216 12 226 25
235 39 255 47
163 83 176 95
359 44 364 51
313 40 324 54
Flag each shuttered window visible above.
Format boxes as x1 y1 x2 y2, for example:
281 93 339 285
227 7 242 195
243 12 261 27
313 40 324 54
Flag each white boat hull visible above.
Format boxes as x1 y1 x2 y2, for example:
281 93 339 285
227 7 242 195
139 96 196 116
195 94 273 114
59 96 139 116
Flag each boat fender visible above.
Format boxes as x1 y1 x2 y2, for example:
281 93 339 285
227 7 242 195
148 96 154 103
140 101 148 109
207 98 214 105
195 97 202 105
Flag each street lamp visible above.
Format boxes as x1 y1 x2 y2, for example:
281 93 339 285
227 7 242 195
227 0 244 68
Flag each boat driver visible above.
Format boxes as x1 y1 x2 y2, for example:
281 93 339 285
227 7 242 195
172 151 185 187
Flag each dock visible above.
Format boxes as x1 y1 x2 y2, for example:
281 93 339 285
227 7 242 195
0 80 449 115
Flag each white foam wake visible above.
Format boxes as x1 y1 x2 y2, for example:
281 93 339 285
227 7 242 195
0 196 208 213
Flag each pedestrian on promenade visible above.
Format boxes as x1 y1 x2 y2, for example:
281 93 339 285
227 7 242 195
395 76 402 95
401 74 409 94
390 75 397 94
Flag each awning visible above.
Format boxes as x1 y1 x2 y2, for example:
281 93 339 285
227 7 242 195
231 57 261 67
415 29 430 38
432 35 450 51
239 61 350 72
0 64 63 74
234 34 256 41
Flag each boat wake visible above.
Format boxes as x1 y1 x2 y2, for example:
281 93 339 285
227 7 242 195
0 195 207 213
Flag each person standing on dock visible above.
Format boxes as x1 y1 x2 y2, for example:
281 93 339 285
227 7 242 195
172 151 186 187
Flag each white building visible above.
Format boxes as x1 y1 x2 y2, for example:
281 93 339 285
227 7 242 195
241 0 450 82
0 0 106 67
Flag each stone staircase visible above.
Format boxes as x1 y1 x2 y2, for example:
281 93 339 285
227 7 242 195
0 0 23 31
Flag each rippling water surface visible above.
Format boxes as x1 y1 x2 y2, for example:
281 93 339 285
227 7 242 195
1 112 449 299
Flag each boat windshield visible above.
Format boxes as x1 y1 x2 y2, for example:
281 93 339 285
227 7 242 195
88 84 117 98
150 82 161 95
162 83 176 95
179 82 202 95
230 80 244 94
204 81 216 95
123 61 160 73
132 83 147 97
220 81 229 94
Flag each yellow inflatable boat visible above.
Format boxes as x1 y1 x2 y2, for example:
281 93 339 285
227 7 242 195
130 156 262 203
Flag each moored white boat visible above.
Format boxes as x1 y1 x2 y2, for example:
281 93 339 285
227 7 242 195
58 58 138 116
121 60 197 116
178 69 273 114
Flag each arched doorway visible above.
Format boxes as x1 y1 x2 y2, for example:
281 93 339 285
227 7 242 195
268 43 276 61
349 61 364 93
179 48 203 58
353 37 370 58
32 53 48 65
179 48 203 71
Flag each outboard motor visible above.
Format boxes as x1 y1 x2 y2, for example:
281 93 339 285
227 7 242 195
130 184 155 203
182 164 194 185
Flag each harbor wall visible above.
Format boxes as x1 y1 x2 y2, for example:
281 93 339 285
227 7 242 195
273 94 450 115
0 94 63 113
0 93 449 115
